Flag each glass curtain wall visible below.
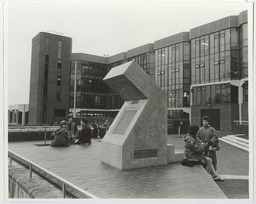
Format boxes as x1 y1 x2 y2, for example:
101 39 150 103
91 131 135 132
70 60 119 110
240 23 248 78
191 27 240 105
128 52 155 81
191 28 240 86
155 42 190 109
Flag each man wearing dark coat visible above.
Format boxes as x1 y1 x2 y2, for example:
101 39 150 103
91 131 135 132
51 120 70 147
75 119 92 145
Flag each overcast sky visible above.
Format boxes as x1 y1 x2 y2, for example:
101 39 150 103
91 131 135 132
5 2 251 105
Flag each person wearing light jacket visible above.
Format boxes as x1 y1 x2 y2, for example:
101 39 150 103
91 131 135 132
183 125 224 181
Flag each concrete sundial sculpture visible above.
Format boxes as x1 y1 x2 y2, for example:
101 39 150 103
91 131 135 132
101 60 167 169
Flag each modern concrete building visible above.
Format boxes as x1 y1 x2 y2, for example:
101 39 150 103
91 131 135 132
28 11 248 133
28 32 72 125
8 104 29 125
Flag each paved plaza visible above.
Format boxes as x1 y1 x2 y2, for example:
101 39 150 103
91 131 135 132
8 134 249 199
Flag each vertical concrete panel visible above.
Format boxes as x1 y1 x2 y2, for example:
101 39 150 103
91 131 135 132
22 105 25 126
241 103 248 121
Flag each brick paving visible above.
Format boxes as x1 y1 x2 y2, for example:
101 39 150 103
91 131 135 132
168 134 250 199
8 138 227 199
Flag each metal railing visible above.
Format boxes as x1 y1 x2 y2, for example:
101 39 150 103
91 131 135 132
233 120 249 125
8 150 98 199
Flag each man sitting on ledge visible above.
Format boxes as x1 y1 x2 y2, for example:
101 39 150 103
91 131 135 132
50 120 70 147
181 125 224 181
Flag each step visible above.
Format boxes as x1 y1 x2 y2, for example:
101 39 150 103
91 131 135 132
226 134 246 137
219 138 249 152
222 137 249 148
167 144 184 164
226 135 249 144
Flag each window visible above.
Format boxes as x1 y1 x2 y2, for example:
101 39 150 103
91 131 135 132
214 85 221 103
206 86 211 104
231 28 239 50
196 87 201 105
210 34 214 54
191 39 196 59
214 33 219 53
243 83 248 102
54 109 66 117
45 37 50 54
231 51 239 79
205 35 209 55
210 55 215 82
205 55 209 83
220 32 225 52
220 52 225 81
242 47 248 77
201 86 206 105
225 29 230 50
195 39 200 57
242 23 248 46
58 40 62 59
200 37 205 56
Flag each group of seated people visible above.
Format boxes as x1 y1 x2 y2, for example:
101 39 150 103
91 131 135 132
50 115 92 147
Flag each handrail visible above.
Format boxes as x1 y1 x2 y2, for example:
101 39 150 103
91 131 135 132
8 150 98 199
233 120 249 125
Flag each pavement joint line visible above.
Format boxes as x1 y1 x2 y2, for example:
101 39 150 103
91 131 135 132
220 175 249 180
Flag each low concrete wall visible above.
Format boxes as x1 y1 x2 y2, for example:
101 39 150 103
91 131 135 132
233 124 248 135
8 130 53 142
9 161 63 198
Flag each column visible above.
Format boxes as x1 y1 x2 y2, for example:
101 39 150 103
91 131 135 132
22 105 26 126
15 109 19 123
12 110 15 123
238 84 243 125
189 88 193 122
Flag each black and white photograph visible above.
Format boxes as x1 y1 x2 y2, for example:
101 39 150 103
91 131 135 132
2 1 254 203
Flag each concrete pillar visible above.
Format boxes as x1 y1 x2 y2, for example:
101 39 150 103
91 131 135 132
15 109 19 123
22 105 26 126
238 84 243 124
189 88 193 122
8 110 11 123
12 110 15 123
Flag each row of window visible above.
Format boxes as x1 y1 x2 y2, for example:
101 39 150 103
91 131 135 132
70 94 123 109
191 28 239 59
192 84 237 105
191 50 240 84
70 77 111 93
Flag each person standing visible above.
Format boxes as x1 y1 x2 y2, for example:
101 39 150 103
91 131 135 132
197 116 220 171
75 119 92 145
67 115 78 144
93 121 100 138
103 119 109 132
